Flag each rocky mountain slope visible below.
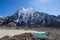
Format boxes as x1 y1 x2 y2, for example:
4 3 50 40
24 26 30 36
0 16 4 25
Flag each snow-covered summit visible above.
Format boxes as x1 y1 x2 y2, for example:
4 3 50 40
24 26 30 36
16 7 37 23
18 7 36 15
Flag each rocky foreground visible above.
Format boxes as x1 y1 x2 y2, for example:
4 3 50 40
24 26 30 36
0 26 60 40
0 33 48 40
0 32 60 40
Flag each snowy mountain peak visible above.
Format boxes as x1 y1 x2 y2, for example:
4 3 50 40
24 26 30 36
19 7 34 10
17 7 36 21
18 7 36 13
19 7 26 11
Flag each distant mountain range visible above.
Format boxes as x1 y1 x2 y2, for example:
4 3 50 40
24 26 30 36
0 7 60 28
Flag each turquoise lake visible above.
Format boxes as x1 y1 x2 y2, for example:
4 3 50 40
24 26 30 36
33 33 47 38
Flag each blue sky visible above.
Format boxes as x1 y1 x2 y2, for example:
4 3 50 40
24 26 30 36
0 0 60 16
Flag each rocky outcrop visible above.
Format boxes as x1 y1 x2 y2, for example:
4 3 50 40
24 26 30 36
46 30 60 40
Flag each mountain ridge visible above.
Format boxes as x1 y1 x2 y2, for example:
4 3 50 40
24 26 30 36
0 7 60 28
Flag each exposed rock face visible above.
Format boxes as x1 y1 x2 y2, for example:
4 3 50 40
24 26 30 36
0 33 48 40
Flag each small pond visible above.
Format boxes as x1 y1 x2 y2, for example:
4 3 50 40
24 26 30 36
33 33 47 38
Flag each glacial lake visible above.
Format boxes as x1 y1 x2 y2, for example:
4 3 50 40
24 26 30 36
33 33 47 38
